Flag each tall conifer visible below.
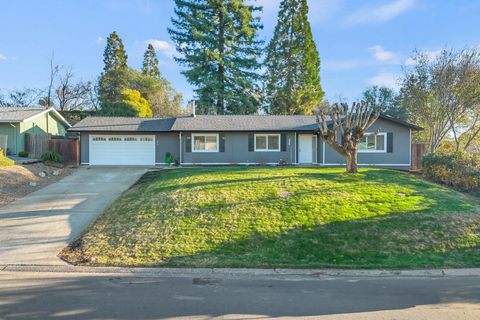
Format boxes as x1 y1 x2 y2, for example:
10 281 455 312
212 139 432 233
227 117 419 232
169 0 263 114
264 0 323 114
142 44 160 78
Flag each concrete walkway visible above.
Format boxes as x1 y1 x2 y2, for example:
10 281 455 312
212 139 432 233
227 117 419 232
0 166 147 265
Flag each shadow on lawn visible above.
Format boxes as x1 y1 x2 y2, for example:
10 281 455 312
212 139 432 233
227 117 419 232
160 210 480 269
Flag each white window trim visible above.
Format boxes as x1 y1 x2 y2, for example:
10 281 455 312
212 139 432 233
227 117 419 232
358 132 387 153
192 133 219 153
254 134 281 152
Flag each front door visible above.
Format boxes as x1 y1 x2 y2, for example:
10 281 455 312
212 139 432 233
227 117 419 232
298 134 314 164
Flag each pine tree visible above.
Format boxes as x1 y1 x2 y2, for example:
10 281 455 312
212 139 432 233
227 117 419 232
264 0 323 115
169 0 263 115
142 44 160 78
98 31 129 103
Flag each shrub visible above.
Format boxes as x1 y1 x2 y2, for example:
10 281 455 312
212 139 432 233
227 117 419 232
0 151 14 167
164 152 174 166
422 152 480 192
18 151 29 158
41 151 64 164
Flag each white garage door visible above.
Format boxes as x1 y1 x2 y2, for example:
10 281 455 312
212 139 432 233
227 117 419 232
89 135 155 165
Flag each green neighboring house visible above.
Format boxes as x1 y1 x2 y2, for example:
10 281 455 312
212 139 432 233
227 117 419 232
0 107 71 155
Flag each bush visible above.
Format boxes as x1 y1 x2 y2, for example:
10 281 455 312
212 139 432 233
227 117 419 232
422 152 480 192
164 152 174 166
18 151 29 158
41 151 64 164
0 151 14 167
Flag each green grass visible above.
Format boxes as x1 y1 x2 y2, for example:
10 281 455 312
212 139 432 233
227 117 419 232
0 153 14 167
62 167 480 269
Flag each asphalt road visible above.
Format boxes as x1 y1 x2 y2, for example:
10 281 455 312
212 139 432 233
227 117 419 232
1 271 479 319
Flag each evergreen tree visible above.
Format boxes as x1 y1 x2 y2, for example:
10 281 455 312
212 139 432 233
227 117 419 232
142 44 160 78
169 0 263 115
98 31 129 103
264 0 323 115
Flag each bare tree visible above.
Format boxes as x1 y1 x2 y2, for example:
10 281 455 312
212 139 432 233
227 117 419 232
8 88 41 107
55 69 93 111
317 101 381 173
42 52 60 108
400 48 480 152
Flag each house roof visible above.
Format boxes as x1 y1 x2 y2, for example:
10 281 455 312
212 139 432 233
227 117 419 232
0 107 71 127
171 115 319 131
69 114 423 132
69 116 176 132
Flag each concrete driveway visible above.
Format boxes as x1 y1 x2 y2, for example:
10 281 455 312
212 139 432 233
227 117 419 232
0 167 148 265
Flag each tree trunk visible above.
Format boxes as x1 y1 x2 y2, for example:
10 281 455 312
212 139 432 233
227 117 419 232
345 148 358 173
216 8 225 115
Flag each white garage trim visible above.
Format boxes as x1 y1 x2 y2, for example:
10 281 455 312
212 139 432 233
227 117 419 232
89 134 156 165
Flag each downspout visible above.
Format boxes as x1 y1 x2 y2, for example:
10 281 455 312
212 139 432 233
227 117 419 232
179 132 182 165
9 123 17 155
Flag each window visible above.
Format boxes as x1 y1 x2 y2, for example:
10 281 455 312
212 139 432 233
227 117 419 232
192 134 219 152
359 133 386 152
255 134 280 151
124 137 138 142
92 137 106 141
140 137 153 142
108 137 122 142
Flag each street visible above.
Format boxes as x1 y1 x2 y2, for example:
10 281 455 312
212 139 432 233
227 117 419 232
1 271 479 319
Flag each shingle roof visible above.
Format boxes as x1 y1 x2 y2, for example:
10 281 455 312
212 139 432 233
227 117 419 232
69 114 423 132
69 116 176 132
171 115 319 131
0 107 46 122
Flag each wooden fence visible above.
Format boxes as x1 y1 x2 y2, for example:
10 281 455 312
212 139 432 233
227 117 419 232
25 133 51 158
411 143 426 171
25 133 79 165
49 137 80 165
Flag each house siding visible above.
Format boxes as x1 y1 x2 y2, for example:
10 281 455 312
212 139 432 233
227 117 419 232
323 118 411 168
181 132 297 164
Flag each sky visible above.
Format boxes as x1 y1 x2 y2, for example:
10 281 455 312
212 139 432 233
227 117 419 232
0 0 479 105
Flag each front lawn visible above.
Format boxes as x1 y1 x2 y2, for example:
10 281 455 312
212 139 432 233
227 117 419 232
61 167 480 268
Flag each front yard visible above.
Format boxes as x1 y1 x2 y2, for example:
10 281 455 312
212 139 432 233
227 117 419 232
61 167 480 268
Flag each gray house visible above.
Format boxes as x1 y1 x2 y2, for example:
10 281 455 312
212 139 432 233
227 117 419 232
69 114 422 170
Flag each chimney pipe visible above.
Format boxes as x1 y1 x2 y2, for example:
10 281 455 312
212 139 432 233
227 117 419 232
191 100 196 117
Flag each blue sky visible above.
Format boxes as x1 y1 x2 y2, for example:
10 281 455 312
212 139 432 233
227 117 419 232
0 0 479 105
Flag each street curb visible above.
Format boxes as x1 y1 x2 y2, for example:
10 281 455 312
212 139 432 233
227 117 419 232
1 264 480 279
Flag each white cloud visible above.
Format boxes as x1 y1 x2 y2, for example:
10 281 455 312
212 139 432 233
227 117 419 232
145 39 176 58
368 72 400 90
96 36 103 44
0 53 6 60
347 0 415 25
405 49 442 65
369 45 395 62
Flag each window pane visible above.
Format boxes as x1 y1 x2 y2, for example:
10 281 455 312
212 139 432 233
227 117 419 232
268 135 279 150
194 136 205 151
359 137 368 150
367 135 376 149
205 136 218 151
376 135 385 150
256 136 267 150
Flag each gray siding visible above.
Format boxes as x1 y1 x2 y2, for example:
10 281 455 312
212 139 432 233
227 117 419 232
156 133 180 163
323 118 411 167
181 132 296 164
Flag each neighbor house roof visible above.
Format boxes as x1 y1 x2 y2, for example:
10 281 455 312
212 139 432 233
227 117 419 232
69 114 423 132
0 107 71 127
69 116 176 132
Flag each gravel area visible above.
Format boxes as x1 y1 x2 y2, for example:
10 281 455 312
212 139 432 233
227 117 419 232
0 163 74 207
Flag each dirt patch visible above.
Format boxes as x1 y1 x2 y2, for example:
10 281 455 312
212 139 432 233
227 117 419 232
0 163 74 207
